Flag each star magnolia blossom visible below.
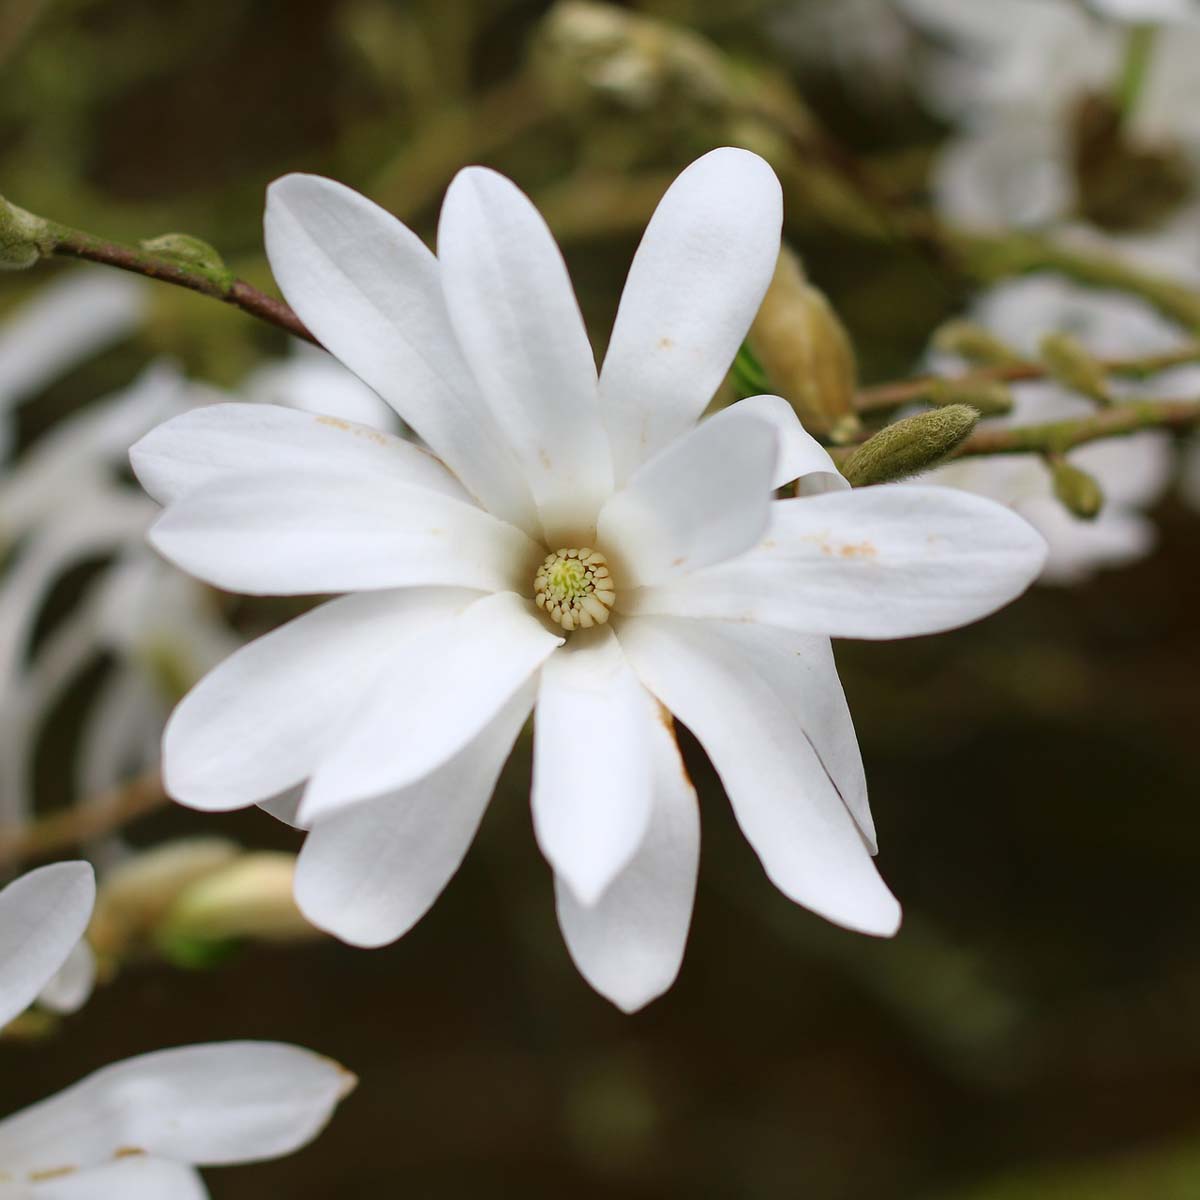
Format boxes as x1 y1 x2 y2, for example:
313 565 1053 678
0 862 351 1196
131 148 1046 1011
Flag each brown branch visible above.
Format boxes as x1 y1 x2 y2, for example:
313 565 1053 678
52 228 316 345
854 345 1200 414
0 769 166 870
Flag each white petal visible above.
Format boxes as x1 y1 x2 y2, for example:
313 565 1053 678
301 592 561 822
131 402 467 506
622 486 1048 638
0 1042 353 1173
597 411 777 588
165 590 476 812
0 270 146 413
555 711 699 1012
532 627 655 905
33 1157 208 1199
599 148 783 484
438 167 611 543
618 616 900 935
36 939 96 1017
295 684 532 947
148 468 541 596
706 395 850 493
264 174 537 532
0 863 95 1029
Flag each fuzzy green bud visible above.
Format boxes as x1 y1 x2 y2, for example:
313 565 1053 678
749 244 861 443
932 320 1023 367
1050 457 1104 519
140 233 233 288
926 377 1015 417
841 404 979 487
0 197 53 269
156 853 317 959
1039 332 1111 404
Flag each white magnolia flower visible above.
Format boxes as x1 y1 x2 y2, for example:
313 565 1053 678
133 148 1045 1011
919 276 1178 584
0 861 351 1196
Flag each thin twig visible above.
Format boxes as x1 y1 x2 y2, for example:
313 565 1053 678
854 345 1200 414
0 769 165 870
51 227 316 345
830 397 1200 463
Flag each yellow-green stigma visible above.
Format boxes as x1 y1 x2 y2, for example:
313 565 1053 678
533 547 615 632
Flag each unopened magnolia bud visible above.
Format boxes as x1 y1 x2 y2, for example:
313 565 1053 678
841 404 979 487
156 853 316 961
926 377 1015 417
1051 458 1104 519
531 1 729 116
0 197 53 269
1040 332 1111 404
749 245 861 443
932 320 1023 367
90 837 241 958
140 233 233 286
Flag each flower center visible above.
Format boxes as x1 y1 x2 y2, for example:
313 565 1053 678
533 547 615 632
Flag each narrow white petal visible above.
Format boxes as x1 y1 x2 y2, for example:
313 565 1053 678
148 468 541 596
165 590 476 812
295 684 532 947
36 939 96 1017
597 411 777 588
532 627 655 905
622 486 1048 638
556 711 699 1012
0 862 95 1029
619 616 900 935
33 1157 208 1199
264 173 537 532
438 167 611 543
705 395 850 492
599 148 783 484
301 593 561 822
131 402 468 506
0 1042 353 1173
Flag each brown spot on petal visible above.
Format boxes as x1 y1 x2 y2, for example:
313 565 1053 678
657 336 674 350
838 540 877 559
30 1166 77 1181
315 415 388 447
114 1147 146 1159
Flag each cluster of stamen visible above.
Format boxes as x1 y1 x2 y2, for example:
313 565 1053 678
533 547 615 631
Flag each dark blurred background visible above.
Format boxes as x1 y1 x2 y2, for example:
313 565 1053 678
1 1 1198 1197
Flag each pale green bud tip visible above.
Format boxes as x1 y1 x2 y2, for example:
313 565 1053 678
1039 332 1110 402
932 320 1022 367
0 197 53 270
140 233 233 287
1051 459 1104 519
841 404 979 487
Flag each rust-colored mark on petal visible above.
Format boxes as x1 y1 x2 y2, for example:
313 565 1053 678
315 415 388 447
657 336 674 350
672 556 687 567
30 1166 78 1181
838 540 876 559
538 448 552 470
114 1147 146 1159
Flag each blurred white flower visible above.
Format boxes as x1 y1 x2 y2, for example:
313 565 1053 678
0 270 147 461
903 0 1200 276
919 276 1179 584
135 149 1045 1011
0 861 352 1196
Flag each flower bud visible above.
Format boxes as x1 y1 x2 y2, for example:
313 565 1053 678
0 197 52 270
1051 458 1105 519
156 852 317 963
841 404 979 487
531 1 729 118
140 233 233 288
748 244 861 442
90 837 241 958
926 377 1015 417
931 320 1023 367
1039 331 1111 404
